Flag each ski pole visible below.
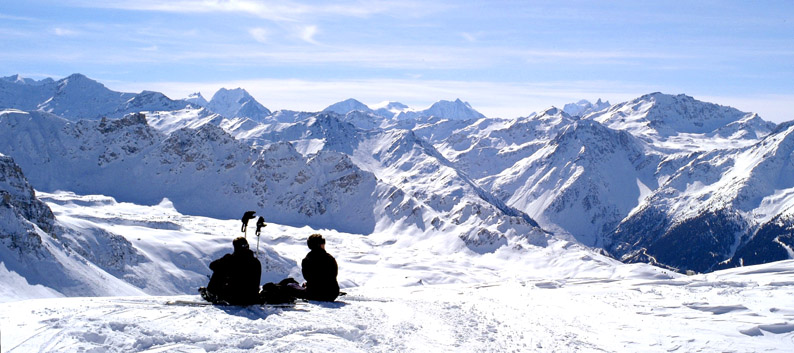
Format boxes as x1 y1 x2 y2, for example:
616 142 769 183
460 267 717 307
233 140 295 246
241 211 256 239
255 216 266 257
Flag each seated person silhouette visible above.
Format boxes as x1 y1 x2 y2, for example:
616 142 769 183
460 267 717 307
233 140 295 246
200 237 261 305
299 234 340 302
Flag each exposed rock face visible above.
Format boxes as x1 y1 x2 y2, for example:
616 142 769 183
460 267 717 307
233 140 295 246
0 153 54 237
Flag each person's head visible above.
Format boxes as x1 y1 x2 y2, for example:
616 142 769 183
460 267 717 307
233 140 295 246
307 233 325 251
232 237 249 252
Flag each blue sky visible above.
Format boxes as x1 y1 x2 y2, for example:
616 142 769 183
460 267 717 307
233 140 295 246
2 0 793 121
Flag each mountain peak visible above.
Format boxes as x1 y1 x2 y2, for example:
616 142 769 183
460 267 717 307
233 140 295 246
207 88 271 121
588 92 760 138
185 92 208 107
1 74 28 84
323 98 372 115
1 74 54 86
420 98 486 120
539 106 564 116
61 73 94 84
563 99 611 118
55 73 107 93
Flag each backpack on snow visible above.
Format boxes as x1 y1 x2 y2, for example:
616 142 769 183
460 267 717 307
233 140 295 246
260 278 303 304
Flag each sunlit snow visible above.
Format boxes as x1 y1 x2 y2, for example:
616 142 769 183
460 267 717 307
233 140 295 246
1 192 792 352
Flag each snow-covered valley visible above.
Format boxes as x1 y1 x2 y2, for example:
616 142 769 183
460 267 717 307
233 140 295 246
2 191 793 352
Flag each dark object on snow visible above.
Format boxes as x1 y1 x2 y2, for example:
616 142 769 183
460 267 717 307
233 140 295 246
301 234 340 302
255 216 266 237
198 286 225 305
204 237 262 305
260 278 303 304
241 211 256 233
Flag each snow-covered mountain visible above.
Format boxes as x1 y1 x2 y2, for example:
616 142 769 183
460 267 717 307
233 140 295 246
0 110 378 233
0 109 545 250
0 73 134 119
323 98 373 115
144 107 224 134
0 152 147 301
323 98 485 122
112 90 192 118
563 98 610 117
397 98 486 120
609 121 794 272
0 74 199 120
395 95 789 272
3 74 794 350
215 112 545 251
372 100 410 118
1 73 792 274
206 88 272 122
185 92 208 107
0 153 54 236
585 93 775 147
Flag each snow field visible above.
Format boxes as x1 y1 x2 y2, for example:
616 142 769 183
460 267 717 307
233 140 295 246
2 267 793 352
1 192 793 352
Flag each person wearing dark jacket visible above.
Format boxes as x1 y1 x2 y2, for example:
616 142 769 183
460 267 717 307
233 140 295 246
300 234 340 301
204 237 262 305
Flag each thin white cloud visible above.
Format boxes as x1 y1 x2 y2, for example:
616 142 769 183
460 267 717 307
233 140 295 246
66 0 446 22
0 13 38 21
53 27 80 36
7 36 693 72
300 25 318 44
461 32 478 43
249 27 270 44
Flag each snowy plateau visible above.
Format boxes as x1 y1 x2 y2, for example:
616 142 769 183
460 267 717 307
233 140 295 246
0 73 793 352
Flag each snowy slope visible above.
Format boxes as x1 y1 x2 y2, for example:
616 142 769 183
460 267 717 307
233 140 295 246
1 109 540 245
144 107 224 135
4 262 793 352
1 193 792 352
484 118 659 246
0 154 148 301
110 90 191 118
430 107 575 179
609 121 794 272
225 112 545 251
0 75 56 111
0 110 378 234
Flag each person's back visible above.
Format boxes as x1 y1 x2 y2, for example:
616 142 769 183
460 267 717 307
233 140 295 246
206 237 262 305
301 234 340 301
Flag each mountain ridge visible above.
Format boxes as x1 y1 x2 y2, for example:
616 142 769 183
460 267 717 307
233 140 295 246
1 73 791 274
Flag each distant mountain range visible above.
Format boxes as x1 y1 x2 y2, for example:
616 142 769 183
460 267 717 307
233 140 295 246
1 73 792 274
